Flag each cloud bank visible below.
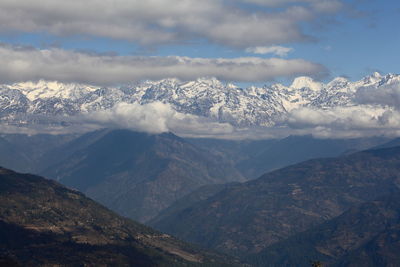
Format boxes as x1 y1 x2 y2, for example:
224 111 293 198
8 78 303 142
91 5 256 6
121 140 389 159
9 103 399 140
285 105 400 138
79 104 400 139
0 44 327 85
2 104 400 140
0 0 343 48
82 102 234 136
79 76 400 139
355 81 400 109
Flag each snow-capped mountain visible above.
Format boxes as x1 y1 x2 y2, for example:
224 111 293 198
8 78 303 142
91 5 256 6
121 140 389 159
0 72 399 128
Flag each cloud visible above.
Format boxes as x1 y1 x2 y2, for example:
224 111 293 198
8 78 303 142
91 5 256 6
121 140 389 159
83 102 175 134
83 102 400 139
285 105 400 138
310 0 343 13
0 43 327 85
355 80 400 109
79 78 400 139
81 102 234 136
0 102 234 137
246 46 293 56
240 0 343 11
3 102 400 140
0 0 343 48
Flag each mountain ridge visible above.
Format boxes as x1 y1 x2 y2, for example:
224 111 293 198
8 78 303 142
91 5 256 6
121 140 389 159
42 129 245 222
247 190 400 266
150 145 400 256
1 72 398 128
0 167 240 266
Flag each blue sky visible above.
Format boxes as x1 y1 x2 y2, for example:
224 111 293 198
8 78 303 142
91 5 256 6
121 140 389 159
0 0 398 85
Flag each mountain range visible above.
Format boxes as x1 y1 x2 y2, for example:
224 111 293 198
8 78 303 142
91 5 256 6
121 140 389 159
1 71 400 265
0 167 239 266
0 72 398 128
40 129 245 222
150 145 400 260
0 133 77 173
2 137 400 265
0 128 389 223
0 128 388 223
188 135 387 179
248 191 400 266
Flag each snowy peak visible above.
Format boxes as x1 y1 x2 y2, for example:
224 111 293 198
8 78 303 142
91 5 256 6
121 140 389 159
8 80 98 101
362 72 383 85
327 77 349 87
0 73 399 128
379 73 400 86
370 71 383 79
290 76 322 91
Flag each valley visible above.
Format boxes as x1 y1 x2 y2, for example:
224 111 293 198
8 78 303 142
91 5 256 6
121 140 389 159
0 0 399 265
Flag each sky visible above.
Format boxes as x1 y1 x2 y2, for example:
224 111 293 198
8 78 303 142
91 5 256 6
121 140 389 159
0 0 400 139
0 0 399 86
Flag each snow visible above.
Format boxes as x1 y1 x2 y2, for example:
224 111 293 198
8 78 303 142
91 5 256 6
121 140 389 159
290 76 322 91
0 73 399 128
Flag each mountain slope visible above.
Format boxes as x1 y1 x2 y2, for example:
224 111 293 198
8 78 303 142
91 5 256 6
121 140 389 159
0 136 32 173
149 183 239 227
150 146 400 256
186 135 387 179
0 167 239 266
372 137 400 150
237 135 388 178
248 191 400 266
42 129 245 222
0 133 77 173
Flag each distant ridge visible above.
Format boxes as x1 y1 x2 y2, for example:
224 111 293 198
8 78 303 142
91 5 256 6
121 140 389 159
151 145 400 259
42 129 245 222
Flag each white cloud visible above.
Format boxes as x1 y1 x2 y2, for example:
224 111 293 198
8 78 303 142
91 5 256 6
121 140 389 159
355 81 400 109
311 0 343 13
87 79 400 139
82 102 234 136
0 44 327 85
285 105 400 138
83 102 175 134
240 0 343 13
3 102 400 139
0 0 343 48
246 46 293 56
